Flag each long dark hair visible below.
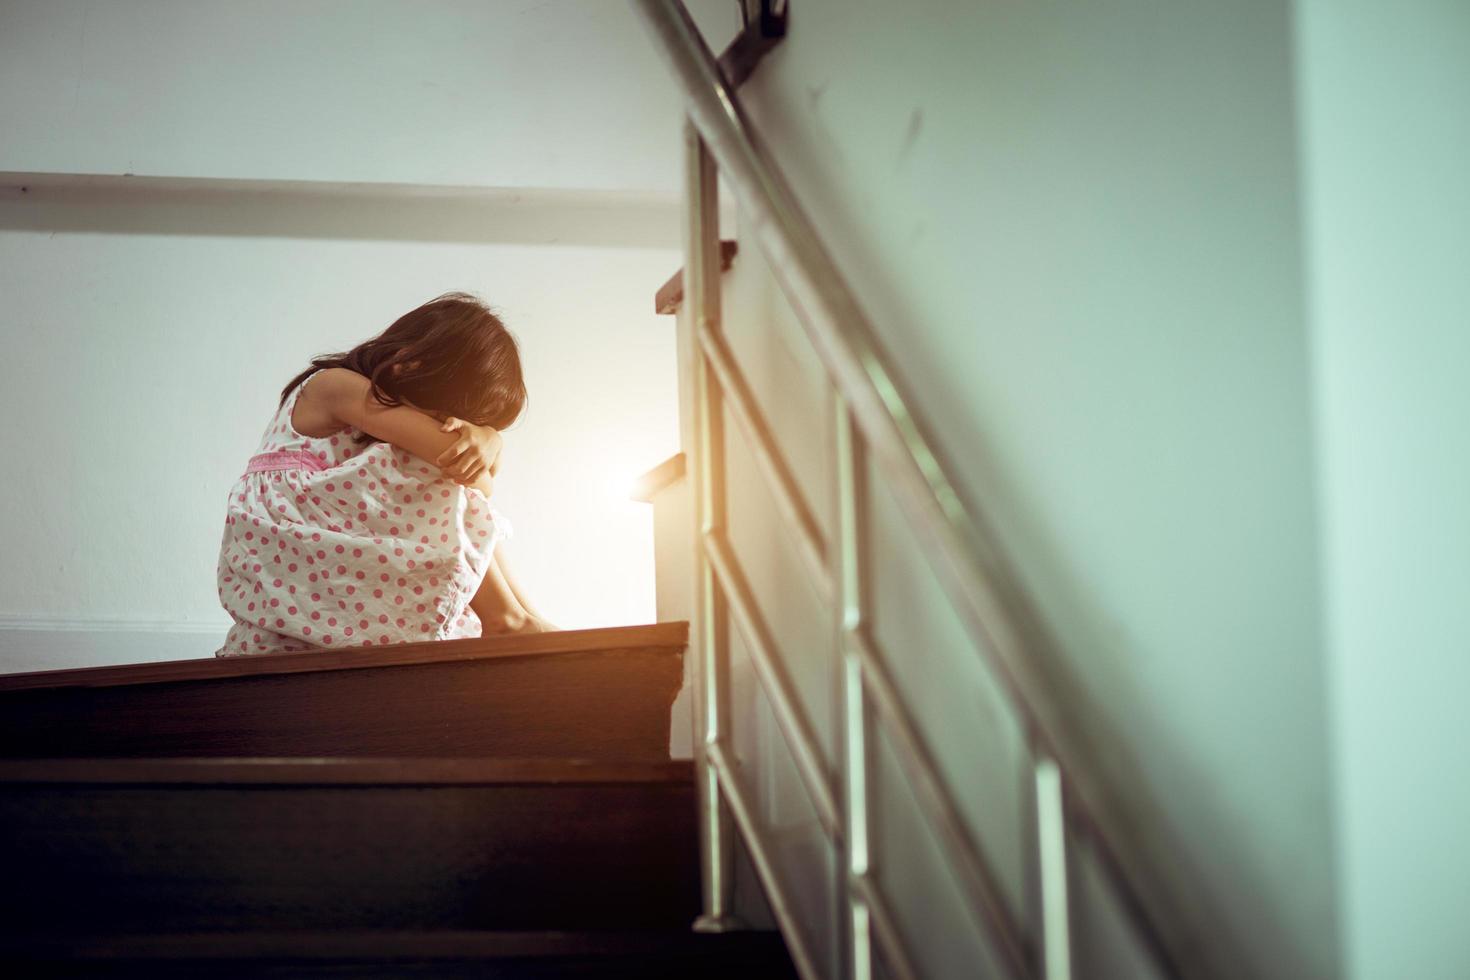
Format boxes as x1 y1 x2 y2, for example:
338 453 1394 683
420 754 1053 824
281 292 527 443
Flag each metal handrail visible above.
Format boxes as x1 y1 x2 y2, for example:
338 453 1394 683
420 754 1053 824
634 1 1235 978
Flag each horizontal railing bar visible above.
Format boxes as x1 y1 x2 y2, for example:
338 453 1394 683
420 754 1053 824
850 626 1036 979
632 3 1211 977
850 871 920 980
707 739 824 980
698 325 834 608
705 528 842 838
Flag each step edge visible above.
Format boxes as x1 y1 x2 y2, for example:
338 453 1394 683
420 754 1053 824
0 621 690 693
0 756 696 786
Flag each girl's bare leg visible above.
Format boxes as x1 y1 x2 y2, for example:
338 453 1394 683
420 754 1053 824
494 546 558 631
469 544 558 635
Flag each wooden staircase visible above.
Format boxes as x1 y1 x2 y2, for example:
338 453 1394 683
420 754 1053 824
0 623 797 978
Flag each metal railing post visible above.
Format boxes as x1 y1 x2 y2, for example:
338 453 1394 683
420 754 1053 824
1035 755 1074 980
685 115 740 933
834 389 873 980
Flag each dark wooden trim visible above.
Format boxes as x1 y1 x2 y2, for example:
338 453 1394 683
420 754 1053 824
654 240 738 314
0 929 792 962
0 757 694 786
718 16 787 89
630 452 687 502
0 620 689 693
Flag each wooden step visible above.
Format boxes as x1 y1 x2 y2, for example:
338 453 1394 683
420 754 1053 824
0 623 687 760
0 929 799 979
0 757 699 933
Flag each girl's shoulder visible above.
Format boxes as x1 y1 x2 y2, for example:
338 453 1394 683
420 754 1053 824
289 368 355 440
254 368 347 456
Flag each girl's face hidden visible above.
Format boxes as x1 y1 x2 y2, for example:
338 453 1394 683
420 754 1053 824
390 360 448 422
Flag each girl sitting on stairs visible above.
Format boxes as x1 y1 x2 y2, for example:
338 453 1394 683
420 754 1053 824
215 291 558 657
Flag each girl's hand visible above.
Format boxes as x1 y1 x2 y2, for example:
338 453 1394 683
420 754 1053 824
435 417 502 486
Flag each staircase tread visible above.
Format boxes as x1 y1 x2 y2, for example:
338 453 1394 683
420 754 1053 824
1 930 790 961
0 621 689 693
0 757 694 785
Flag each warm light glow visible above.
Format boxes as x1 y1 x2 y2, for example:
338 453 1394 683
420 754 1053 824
609 461 649 506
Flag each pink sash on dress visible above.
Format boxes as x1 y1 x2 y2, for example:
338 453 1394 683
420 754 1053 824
243 450 327 476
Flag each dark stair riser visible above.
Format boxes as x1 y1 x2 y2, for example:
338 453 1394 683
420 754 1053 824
0 779 698 931
0 647 683 760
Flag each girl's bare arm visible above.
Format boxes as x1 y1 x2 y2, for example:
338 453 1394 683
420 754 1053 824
297 368 499 498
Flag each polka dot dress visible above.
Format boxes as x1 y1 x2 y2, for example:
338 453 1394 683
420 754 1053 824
215 369 513 657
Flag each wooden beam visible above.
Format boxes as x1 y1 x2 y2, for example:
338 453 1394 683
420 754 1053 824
630 452 687 502
654 240 738 314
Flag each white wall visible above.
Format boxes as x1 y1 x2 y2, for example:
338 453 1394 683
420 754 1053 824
0 180 685 671
676 0 1336 976
1294 2 1470 977
0 0 745 673
0 0 726 192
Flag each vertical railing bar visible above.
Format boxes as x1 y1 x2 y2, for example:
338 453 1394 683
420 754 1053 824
835 388 872 980
685 116 740 933
843 651 872 980
1035 755 1074 980
850 871 922 980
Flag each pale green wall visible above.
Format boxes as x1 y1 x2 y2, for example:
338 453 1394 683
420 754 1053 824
720 1 1337 976
1294 2 1470 977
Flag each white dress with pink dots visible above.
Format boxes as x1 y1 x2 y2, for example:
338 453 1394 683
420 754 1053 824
215 369 513 656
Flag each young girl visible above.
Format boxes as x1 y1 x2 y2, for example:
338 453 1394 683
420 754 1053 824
215 292 557 657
